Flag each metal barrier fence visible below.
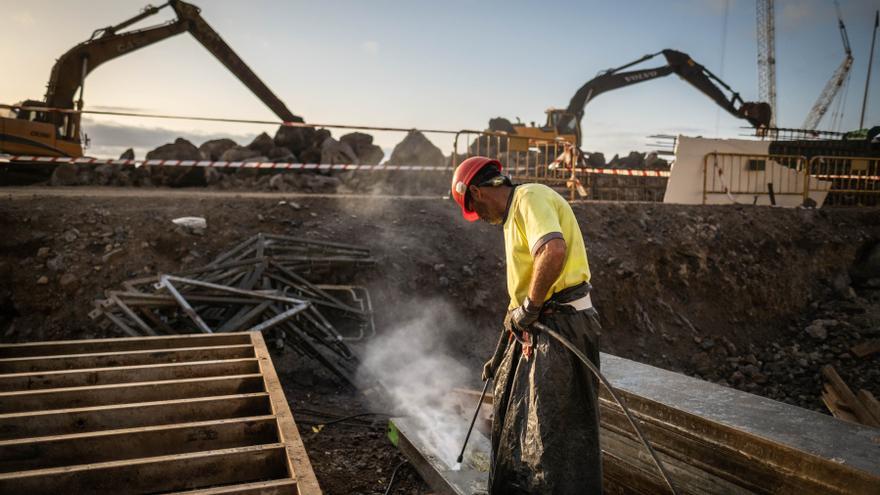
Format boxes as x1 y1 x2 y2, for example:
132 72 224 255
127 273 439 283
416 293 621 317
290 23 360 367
702 152 811 206
701 152 880 207
451 130 668 201
807 155 880 207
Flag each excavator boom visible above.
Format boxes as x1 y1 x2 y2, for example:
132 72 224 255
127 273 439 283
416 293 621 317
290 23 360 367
46 0 301 123
0 0 302 158
559 49 771 143
169 1 301 123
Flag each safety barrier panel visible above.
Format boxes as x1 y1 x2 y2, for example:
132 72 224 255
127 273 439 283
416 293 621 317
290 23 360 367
701 152 832 207
451 130 669 202
806 155 880 207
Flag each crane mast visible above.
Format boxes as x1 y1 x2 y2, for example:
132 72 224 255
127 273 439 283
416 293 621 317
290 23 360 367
756 0 778 127
802 0 853 130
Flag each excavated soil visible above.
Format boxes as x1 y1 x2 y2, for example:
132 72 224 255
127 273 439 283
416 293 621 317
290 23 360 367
2 187 879 494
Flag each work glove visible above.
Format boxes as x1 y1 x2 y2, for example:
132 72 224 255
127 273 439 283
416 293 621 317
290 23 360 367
510 297 542 333
482 359 494 382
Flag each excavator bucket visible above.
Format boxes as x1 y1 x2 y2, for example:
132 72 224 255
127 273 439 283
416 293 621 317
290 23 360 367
739 102 773 129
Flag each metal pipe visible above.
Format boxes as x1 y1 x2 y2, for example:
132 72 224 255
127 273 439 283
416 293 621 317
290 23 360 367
456 378 491 464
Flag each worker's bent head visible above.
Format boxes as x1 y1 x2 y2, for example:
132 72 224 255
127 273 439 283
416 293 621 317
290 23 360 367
451 156 512 225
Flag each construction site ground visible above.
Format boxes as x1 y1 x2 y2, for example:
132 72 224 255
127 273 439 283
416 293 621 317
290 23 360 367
2 186 880 494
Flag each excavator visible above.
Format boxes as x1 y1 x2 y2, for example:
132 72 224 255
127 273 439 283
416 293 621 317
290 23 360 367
504 49 772 148
0 0 301 158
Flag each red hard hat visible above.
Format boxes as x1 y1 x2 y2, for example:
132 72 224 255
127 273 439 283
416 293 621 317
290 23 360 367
451 156 503 222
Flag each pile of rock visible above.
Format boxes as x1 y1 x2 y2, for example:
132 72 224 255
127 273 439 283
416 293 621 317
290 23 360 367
47 126 452 193
689 250 880 414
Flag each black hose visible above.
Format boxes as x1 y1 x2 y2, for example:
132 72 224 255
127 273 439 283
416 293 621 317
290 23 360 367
383 460 408 495
532 322 679 495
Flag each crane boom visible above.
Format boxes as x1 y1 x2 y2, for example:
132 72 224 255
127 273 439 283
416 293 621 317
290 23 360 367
802 0 853 130
756 0 778 127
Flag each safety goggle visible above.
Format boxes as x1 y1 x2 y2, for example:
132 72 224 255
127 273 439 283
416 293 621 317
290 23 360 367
464 175 507 211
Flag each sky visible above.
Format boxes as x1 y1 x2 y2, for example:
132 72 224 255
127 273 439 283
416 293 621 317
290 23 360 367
2 0 878 159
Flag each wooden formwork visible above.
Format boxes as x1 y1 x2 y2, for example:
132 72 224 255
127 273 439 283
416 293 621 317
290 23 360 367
0 332 320 495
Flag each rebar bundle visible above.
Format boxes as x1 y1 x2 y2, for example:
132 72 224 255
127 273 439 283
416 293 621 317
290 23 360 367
90 233 375 385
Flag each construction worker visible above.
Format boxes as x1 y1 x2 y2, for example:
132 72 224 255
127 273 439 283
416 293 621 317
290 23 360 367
451 156 602 494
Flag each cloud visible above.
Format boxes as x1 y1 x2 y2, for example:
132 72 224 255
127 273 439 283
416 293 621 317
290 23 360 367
12 11 35 26
80 118 255 159
88 105 153 114
361 40 380 56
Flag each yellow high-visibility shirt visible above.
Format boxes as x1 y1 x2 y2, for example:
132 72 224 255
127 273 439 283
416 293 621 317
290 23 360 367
503 183 591 309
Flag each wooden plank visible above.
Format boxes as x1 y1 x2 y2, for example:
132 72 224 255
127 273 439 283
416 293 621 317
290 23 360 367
822 384 860 424
0 333 252 358
0 393 271 440
821 365 880 427
250 331 321 495
850 339 880 359
0 358 260 392
856 389 880 425
600 427 755 494
170 479 298 494
0 443 288 494
0 416 278 472
0 374 265 413
0 344 256 373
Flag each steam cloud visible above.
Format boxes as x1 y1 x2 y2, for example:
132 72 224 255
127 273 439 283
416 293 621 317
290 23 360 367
358 300 473 466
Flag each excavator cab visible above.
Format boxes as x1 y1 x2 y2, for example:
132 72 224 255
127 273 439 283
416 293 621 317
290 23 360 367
0 101 83 157
544 108 578 136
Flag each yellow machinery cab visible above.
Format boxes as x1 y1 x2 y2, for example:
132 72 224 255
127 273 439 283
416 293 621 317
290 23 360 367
509 108 578 148
0 101 84 158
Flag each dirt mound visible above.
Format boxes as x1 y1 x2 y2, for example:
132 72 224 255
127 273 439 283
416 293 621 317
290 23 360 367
2 190 879 492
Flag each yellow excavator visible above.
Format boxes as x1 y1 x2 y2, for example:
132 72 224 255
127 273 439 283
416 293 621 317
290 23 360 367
503 49 772 148
0 0 301 158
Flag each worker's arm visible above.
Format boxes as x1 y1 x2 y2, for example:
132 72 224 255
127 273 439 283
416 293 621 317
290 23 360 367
511 237 566 332
528 238 567 305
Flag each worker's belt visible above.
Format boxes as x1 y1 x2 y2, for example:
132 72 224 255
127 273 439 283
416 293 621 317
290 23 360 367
544 282 593 314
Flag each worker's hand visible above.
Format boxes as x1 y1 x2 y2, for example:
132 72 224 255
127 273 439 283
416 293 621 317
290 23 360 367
511 298 541 333
482 359 494 382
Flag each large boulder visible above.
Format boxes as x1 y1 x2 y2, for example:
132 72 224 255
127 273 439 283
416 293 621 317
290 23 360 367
274 126 316 155
298 129 331 163
586 152 606 168
119 148 135 160
247 132 275 155
320 137 359 164
388 130 445 167
268 146 297 162
220 146 263 162
49 163 79 186
340 132 384 165
145 138 201 161
608 151 646 169
199 139 236 161
488 117 515 133
644 151 669 170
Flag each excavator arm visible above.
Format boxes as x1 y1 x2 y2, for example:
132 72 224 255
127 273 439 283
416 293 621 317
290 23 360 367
559 49 771 139
43 0 301 123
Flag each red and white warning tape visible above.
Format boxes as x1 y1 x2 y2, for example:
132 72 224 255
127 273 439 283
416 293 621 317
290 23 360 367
0 155 672 177
578 167 670 178
0 155 452 172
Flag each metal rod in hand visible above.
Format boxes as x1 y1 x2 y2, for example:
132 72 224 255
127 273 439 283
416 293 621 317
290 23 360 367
456 378 491 464
532 322 679 495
